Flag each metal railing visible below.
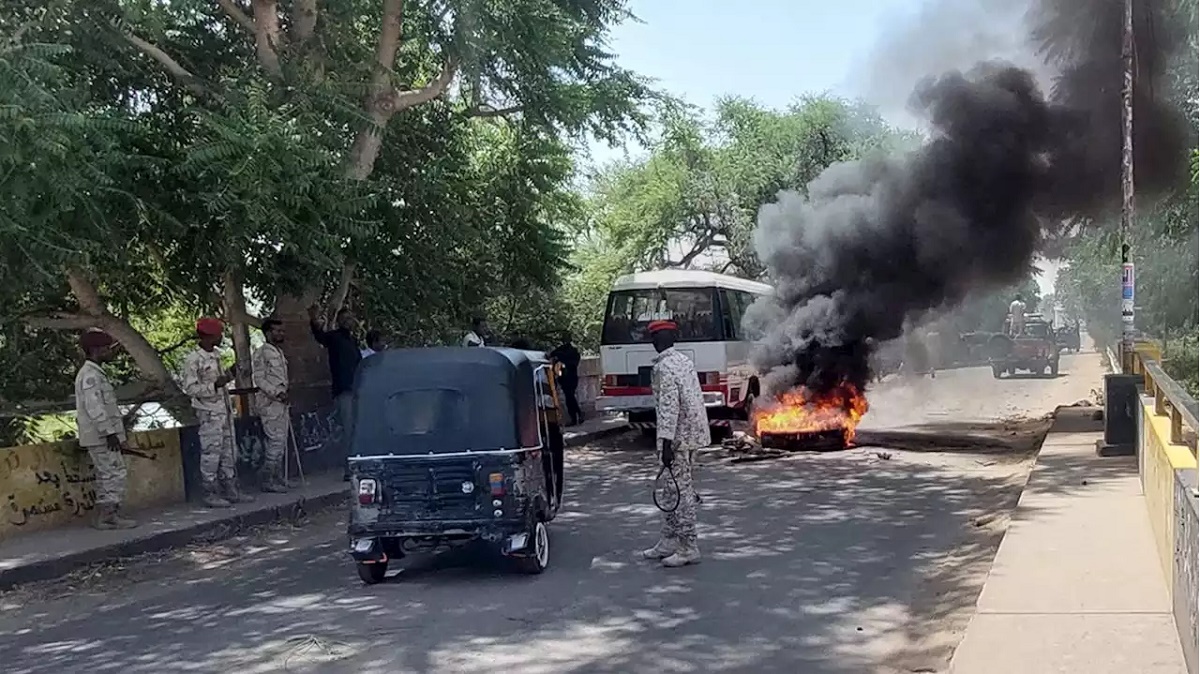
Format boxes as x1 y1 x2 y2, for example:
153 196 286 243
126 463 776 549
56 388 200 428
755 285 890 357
1132 352 1199 453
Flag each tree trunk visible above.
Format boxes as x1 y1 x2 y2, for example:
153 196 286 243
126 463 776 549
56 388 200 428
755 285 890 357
26 267 196 425
273 292 331 413
222 270 255 391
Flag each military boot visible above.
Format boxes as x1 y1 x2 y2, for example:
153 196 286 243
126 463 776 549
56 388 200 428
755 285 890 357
202 483 232 508
260 473 289 493
259 461 289 493
91 504 118 530
222 480 257 504
640 538 678 560
662 545 701 568
108 505 138 529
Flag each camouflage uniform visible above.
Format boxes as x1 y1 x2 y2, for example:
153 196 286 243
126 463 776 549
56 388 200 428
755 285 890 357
252 342 290 491
181 347 240 504
645 347 711 566
74 360 133 526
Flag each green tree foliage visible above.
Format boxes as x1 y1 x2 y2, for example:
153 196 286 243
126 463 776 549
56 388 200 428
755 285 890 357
0 1 654 420
563 95 913 350
1054 0 1198 394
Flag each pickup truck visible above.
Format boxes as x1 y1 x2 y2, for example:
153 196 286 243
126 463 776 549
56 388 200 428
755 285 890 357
988 320 1061 378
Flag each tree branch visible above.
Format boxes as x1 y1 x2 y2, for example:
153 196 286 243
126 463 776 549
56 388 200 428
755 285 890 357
24 312 98 331
215 0 256 34
372 0 405 90
667 232 719 269
64 266 105 315
469 104 523 119
250 0 283 76
118 28 207 97
327 261 356 320
291 0 318 43
393 58 458 112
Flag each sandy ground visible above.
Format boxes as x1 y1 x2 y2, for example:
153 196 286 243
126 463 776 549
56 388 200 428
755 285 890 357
0 348 1108 674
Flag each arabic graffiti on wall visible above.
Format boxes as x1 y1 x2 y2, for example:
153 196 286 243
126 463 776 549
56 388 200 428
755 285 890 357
293 407 341 453
0 428 186 540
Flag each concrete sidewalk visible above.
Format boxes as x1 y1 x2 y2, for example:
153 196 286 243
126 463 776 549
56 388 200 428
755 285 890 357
950 408 1189 673
0 416 629 590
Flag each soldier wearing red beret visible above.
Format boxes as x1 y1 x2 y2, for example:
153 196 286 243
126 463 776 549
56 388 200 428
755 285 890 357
180 318 254 507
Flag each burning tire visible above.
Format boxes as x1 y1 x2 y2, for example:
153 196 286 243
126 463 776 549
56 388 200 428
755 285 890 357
760 429 848 452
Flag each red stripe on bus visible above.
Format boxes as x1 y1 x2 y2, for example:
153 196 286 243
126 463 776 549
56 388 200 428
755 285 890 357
602 386 653 396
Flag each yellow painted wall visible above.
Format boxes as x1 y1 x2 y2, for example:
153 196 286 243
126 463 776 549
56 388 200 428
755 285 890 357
1141 401 1199 590
0 428 185 540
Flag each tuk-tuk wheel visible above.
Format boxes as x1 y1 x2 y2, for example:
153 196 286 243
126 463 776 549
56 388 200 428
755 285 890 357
356 561 388 585
516 521 549 575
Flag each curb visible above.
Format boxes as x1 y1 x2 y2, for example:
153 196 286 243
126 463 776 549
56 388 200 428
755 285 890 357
0 425 628 590
564 423 632 448
0 489 349 591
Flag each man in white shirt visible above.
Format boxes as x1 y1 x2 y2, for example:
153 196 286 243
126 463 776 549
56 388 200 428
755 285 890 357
462 317 488 347
1008 296 1027 336
361 330 386 358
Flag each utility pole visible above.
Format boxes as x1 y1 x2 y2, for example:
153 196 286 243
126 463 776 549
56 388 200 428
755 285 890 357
1119 0 1136 370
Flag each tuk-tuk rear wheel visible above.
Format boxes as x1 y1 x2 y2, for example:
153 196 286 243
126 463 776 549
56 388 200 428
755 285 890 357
516 521 549 575
356 561 388 584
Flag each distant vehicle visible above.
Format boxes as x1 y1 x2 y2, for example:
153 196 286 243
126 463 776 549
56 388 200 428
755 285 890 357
988 317 1061 378
595 269 772 436
1055 323 1081 353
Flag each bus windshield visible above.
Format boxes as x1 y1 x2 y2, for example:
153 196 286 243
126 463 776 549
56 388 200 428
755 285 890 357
601 288 719 344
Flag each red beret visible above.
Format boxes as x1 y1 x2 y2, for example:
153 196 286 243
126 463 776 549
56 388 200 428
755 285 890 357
647 320 678 334
196 318 224 336
79 330 115 350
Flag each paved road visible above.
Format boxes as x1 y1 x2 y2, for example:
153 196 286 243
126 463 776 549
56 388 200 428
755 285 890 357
0 350 1106 674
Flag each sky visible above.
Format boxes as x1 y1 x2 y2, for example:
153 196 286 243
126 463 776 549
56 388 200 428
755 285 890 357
583 0 1060 296
582 0 926 167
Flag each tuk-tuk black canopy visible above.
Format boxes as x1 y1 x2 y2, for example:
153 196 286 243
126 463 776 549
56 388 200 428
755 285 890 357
349 347 544 456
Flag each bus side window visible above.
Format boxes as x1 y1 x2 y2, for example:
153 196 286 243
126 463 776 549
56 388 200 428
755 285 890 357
720 289 744 340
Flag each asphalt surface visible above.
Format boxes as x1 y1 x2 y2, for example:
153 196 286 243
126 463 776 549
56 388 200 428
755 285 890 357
0 350 1106 674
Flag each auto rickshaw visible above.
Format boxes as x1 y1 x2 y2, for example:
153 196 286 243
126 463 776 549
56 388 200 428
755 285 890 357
346 347 564 584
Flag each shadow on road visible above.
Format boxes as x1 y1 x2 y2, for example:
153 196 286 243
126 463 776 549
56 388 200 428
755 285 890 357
0 431 1051 674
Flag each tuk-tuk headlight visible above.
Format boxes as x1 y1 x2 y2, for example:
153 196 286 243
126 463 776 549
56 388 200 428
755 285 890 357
357 478 378 505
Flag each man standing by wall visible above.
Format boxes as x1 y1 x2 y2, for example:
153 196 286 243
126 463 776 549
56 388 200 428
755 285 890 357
74 330 138 530
252 318 290 493
550 331 583 426
182 318 254 507
309 306 361 480
642 320 710 568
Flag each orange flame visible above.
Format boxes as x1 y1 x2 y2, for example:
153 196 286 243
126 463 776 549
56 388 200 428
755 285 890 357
752 382 870 444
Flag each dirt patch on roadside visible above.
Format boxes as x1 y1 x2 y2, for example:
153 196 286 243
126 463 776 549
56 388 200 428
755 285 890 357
856 414 1053 462
874 415 1054 674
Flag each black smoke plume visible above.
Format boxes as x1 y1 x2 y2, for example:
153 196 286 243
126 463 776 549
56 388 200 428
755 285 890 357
744 0 1191 398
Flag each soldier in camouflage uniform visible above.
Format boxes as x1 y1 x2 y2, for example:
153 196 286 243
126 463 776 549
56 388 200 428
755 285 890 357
252 318 290 493
181 318 254 508
74 330 138 530
642 320 711 567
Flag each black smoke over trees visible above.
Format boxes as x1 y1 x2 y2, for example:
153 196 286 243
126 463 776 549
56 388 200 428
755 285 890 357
744 0 1192 398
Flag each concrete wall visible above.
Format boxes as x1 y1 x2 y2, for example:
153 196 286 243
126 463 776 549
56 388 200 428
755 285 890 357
179 406 344 501
0 429 186 540
1138 395 1199 674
